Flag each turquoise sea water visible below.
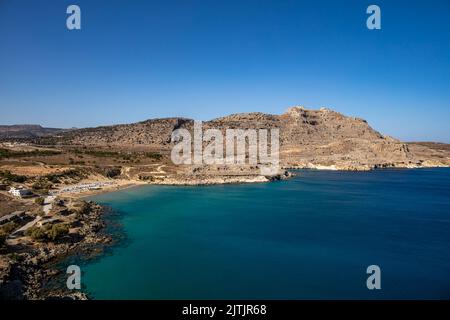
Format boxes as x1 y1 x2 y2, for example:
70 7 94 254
82 169 450 299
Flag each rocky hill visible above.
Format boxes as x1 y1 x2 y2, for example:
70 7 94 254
35 107 450 170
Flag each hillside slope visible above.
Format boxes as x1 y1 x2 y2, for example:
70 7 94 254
35 107 450 170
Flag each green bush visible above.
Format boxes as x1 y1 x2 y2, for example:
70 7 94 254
33 169 86 187
81 150 122 157
0 170 27 183
0 222 18 234
7 252 24 262
46 224 69 241
34 197 45 205
32 180 53 191
26 223 69 242
26 226 47 241
144 152 162 160
0 232 6 246
105 167 121 178
46 175 60 183
139 175 154 181
75 201 91 215
0 148 61 159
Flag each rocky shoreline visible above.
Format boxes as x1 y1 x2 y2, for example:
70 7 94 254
0 201 113 300
143 170 294 186
283 160 450 171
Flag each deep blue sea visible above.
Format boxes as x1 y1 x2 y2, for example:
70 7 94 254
81 169 450 299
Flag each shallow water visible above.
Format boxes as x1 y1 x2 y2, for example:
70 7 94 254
80 169 450 299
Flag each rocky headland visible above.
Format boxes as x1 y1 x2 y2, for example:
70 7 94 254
0 200 111 300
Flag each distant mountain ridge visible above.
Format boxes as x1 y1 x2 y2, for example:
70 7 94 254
0 124 70 139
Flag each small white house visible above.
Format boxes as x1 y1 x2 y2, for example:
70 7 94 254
8 186 32 198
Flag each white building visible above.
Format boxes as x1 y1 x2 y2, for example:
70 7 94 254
8 186 32 198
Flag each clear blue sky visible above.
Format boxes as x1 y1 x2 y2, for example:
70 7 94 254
1 0 449 142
